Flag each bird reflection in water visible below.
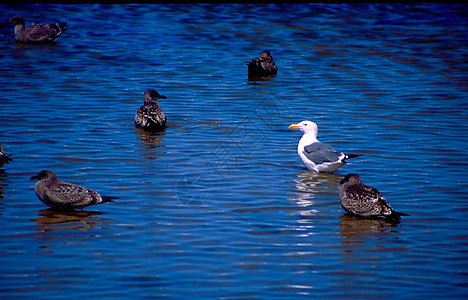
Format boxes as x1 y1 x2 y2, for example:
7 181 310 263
337 214 404 267
33 209 105 234
12 42 57 56
289 171 341 216
136 128 165 147
0 169 8 214
339 214 400 239
135 128 166 159
247 75 276 85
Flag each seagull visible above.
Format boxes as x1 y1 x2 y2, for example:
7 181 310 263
0 144 13 168
8 15 67 43
134 89 167 132
339 173 409 220
289 120 362 173
247 50 278 77
30 170 117 210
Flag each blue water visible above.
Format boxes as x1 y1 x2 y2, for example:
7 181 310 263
0 3 467 299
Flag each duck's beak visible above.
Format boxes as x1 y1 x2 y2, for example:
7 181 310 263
289 124 299 129
159 95 167 99
30 175 38 180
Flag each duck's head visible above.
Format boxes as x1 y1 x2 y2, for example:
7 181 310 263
9 16 25 26
30 170 56 182
260 50 272 59
143 89 167 104
289 120 318 136
340 173 362 185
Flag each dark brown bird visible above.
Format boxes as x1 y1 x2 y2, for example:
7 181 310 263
247 50 278 77
134 89 167 132
9 15 67 43
339 173 408 220
30 170 117 210
0 144 13 167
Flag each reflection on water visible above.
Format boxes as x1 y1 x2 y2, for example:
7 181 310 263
339 214 400 241
294 171 341 193
0 169 7 214
32 209 112 253
12 41 58 55
135 128 165 150
292 171 341 201
336 214 409 297
33 209 106 233
247 74 277 84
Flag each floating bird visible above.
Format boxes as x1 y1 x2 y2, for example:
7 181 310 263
134 89 167 132
30 170 117 210
339 173 409 220
8 15 67 43
289 120 362 173
247 50 278 77
0 144 13 167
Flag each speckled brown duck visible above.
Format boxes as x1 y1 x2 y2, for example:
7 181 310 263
30 170 117 210
9 15 67 43
339 173 409 220
134 89 167 132
247 50 278 77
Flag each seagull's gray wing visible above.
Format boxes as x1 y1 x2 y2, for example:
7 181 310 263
303 142 342 164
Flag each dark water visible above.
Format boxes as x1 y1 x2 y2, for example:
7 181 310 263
1 3 467 299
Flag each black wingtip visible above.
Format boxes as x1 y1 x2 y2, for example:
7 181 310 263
2 155 13 163
396 211 410 217
102 196 119 203
345 153 363 159
385 211 409 221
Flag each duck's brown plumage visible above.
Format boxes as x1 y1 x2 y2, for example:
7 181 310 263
9 15 67 43
30 170 116 210
247 50 278 77
339 173 408 220
134 89 167 132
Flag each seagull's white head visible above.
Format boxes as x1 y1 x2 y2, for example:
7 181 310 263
289 120 318 137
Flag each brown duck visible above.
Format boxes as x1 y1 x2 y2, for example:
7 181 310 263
9 15 67 43
339 173 409 220
30 170 117 210
134 89 167 132
247 50 278 77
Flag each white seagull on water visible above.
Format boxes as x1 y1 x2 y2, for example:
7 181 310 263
289 120 362 173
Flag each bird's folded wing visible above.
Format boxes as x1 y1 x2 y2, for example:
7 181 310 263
303 142 341 164
25 25 53 42
48 183 96 206
345 184 385 215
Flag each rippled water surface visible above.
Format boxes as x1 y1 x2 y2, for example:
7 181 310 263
1 4 467 299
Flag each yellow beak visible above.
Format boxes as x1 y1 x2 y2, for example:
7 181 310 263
289 124 299 129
